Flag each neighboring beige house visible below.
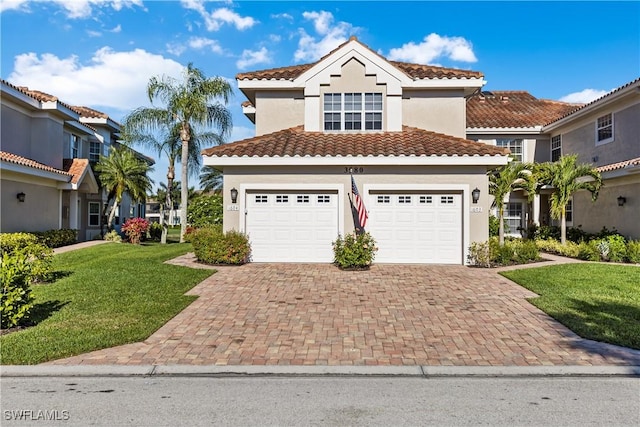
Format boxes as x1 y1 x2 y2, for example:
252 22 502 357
0 79 151 241
203 37 511 264
542 79 640 239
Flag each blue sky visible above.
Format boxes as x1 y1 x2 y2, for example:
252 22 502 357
2 1 639 190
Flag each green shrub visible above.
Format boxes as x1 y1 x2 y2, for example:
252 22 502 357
488 215 500 238
148 222 163 241
192 228 251 265
626 240 640 264
1 251 36 329
333 232 377 269
187 194 223 228
577 241 600 261
535 225 561 241
513 240 540 264
33 229 78 248
601 235 627 262
0 233 53 283
104 230 122 243
566 226 589 243
467 241 490 267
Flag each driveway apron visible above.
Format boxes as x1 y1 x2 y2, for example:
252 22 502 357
48 263 640 366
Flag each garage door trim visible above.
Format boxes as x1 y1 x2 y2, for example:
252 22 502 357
363 183 470 265
238 183 345 236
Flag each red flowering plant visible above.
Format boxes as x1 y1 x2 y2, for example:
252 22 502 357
121 218 150 244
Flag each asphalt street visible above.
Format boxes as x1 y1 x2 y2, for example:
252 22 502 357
1 376 639 426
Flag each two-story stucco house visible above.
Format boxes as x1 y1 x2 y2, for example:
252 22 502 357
542 79 640 239
0 79 152 241
202 37 511 264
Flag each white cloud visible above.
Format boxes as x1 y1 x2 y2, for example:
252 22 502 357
559 88 609 104
166 42 187 57
7 48 185 112
388 33 477 64
110 24 122 33
180 1 256 31
25 0 144 19
0 0 29 13
269 34 282 43
236 47 271 70
271 12 293 20
294 11 354 62
188 37 223 54
87 30 102 37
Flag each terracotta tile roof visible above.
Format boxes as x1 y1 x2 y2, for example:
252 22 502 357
71 105 110 119
596 157 640 173
466 91 580 129
0 151 71 177
545 77 640 126
237 37 482 81
202 126 508 158
1 79 78 113
241 100 254 108
62 158 91 184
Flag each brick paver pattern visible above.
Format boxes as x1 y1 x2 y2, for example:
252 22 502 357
49 262 640 366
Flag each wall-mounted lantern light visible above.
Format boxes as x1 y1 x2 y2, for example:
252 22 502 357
471 188 481 204
230 187 238 204
16 192 26 203
617 196 626 207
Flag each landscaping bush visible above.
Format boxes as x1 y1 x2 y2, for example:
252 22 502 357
1 251 35 329
332 232 377 269
534 225 561 241
187 194 223 228
122 218 150 244
0 233 53 282
191 228 251 265
33 229 78 248
488 215 500 238
468 237 539 267
577 241 600 261
600 235 627 262
467 241 491 267
148 222 163 241
103 230 122 243
626 240 640 264
513 240 540 264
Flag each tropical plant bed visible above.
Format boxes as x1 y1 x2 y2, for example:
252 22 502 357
501 263 640 350
0 242 213 365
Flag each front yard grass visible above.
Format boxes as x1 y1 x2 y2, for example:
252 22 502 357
0 242 213 365
500 264 640 350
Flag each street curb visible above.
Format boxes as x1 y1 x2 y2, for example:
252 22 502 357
2 365 639 377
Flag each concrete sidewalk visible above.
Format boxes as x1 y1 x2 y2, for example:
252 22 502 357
53 239 110 255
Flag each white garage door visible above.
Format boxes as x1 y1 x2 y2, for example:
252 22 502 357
367 193 462 264
245 192 338 262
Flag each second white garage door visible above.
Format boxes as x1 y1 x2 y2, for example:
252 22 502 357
245 191 339 262
367 193 462 264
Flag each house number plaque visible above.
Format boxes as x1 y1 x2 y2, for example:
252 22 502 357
344 167 364 174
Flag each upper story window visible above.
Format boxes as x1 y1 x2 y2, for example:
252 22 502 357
323 92 382 131
551 135 562 162
596 113 613 144
89 141 101 162
70 134 79 158
496 139 523 162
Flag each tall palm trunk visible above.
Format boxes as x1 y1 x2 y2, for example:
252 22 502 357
107 200 119 230
179 126 190 243
560 207 567 245
498 205 505 245
161 167 175 244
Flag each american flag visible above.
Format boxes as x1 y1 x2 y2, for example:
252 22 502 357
351 175 368 229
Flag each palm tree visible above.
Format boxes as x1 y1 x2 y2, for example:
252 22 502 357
95 146 154 230
199 166 223 193
121 124 220 243
536 155 602 244
123 63 232 242
488 161 536 244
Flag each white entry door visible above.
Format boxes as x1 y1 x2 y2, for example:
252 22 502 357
245 192 339 262
367 193 462 264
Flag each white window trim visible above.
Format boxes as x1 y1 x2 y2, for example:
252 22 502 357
551 135 562 162
595 113 614 146
89 141 101 162
70 134 79 158
503 201 524 237
495 138 524 162
88 201 100 227
363 183 470 265
565 198 573 226
323 92 383 132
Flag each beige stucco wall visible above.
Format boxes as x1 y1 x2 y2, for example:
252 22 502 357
1 177 60 233
548 98 640 167
255 90 305 136
467 134 545 163
403 90 466 137
220 165 491 262
572 174 640 239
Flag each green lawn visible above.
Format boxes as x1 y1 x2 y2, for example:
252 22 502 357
0 242 214 365
501 264 640 350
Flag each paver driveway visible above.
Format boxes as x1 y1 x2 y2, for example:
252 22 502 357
49 262 640 366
